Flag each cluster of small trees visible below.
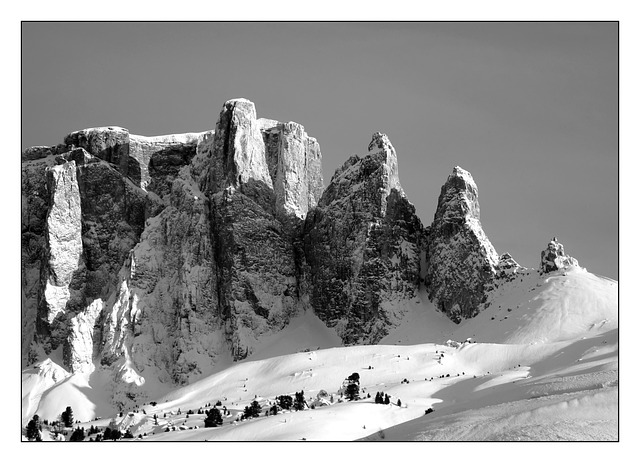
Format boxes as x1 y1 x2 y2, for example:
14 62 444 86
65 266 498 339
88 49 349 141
103 427 122 441
61 406 74 427
204 407 223 427
26 415 42 441
374 392 391 404
69 427 85 442
242 400 262 419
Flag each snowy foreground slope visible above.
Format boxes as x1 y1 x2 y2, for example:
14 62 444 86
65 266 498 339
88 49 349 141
21 267 618 441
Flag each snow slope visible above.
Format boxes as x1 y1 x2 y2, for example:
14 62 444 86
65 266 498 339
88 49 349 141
21 268 618 441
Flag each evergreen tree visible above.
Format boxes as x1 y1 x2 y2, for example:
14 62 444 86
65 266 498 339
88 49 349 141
384 394 390 405
397 399 402 407
61 406 74 427
277 395 293 410
103 427 112 440
26 415 42 441
204 407 223 427
344 372 360 401
269 404 278 416
294 391 306 411
242 400 262 419
345 383 360 401
123 429 134 439
69 427 85 442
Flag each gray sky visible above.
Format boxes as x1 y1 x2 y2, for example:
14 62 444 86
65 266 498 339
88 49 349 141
21 22 618 279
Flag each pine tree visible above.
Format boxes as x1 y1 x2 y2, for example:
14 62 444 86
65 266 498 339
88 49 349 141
123 429 134 439
204 407 223 427
61 406 74 427
345 383 360 401
69 427 85 442
242 400 262 419
294 391 306 411
277 395 293 410
103 427 112 440
345 372 360 401
26 415 42 441
384 394 390 405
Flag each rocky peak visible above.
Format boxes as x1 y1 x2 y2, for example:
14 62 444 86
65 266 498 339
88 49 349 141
436 166 481 222
425 166 499 323
260 119 324 221
302 133 423 344
367 132 404 197
208 98 273 196
540 237 579 273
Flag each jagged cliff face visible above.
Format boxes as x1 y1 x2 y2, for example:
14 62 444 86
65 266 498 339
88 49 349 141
22 97 525 394
425 166 500 322
21 98 329 388
302 133 423 344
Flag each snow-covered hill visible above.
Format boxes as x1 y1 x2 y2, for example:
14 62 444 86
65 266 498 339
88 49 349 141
21 266 618 441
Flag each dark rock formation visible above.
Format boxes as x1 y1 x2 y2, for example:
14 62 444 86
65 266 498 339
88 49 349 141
540 237 579 273
425 166 499 323
302 133 423 344
202 99 322 361
65 126 201 200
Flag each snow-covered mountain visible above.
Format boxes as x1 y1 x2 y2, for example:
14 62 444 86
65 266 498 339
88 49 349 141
21 98 618 441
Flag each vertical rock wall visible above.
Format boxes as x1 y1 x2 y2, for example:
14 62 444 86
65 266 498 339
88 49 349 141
302 133 423 344
425 166 500 322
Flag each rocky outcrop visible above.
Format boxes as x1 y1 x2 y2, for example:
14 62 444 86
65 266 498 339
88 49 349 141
260 119 324 223
41 160 84 350
91 99 326 385
425 166 499 322
22 155 57 365
540 237 579 273
22 140 167 372
302 133 423 344
203 99 318 361
209 99 273 199
65 126 202 200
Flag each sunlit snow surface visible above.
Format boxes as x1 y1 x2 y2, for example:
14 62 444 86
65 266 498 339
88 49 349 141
22 267 617 441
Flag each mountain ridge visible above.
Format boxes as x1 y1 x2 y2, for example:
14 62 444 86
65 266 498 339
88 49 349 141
21 98 617 432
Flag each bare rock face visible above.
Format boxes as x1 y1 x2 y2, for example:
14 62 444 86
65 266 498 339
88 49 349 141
302 133 423 344
540 237 579 273
99 156 221 384
425 166 500 322
91 99 327 385
65 126 202 200
21 141 165 372
260 119 324 222
40 161 84 354
203 100 319 361
129 133 201 198
209 99 273 198
22 156 57 365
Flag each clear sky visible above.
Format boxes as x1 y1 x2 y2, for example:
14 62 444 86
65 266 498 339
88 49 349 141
21 21 618 279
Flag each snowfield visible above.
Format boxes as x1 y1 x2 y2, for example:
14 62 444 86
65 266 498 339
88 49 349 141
21 267 618 442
